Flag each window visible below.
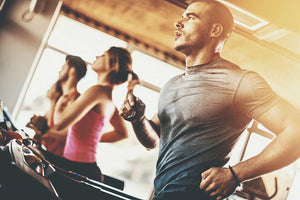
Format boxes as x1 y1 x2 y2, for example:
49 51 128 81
131 50 183 89
48 15 127 63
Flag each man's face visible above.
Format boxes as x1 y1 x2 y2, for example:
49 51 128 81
174 2 212 55
59 61 70 82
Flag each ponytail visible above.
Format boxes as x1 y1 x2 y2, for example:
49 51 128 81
105 47 140 88
127 71 140 94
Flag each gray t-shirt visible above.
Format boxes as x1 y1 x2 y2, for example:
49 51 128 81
154 57 280 198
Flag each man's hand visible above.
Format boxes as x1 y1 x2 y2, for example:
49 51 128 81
0 128 23 146
26 115 49 135
200 167 238 200
120 93 145 123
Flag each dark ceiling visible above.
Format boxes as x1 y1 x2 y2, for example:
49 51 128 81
61 0 300 107
166 0 300 35
61 0 300 62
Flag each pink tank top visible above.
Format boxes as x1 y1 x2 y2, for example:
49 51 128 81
63 109 110 162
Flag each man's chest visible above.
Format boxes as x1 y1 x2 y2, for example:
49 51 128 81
158 75 237 122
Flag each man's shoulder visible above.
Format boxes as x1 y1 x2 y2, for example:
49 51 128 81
164 73 183 84
211 57 251 81
215 57 242 71
217 58 269 83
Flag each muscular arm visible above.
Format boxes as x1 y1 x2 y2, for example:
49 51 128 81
231 74 300 181
200 72 300 199
201 99 300 199
120 93 160 150
131 114 160 150
232 99 300 182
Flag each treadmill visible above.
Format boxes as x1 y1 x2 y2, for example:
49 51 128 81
0 100 142 200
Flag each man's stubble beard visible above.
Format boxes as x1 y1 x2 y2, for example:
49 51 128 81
59 69 69 83
174 41 188 55
174 44 191 57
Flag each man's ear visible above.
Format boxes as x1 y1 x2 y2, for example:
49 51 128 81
210 23 223 38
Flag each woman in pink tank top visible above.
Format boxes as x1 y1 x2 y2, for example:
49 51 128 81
52 47 140 182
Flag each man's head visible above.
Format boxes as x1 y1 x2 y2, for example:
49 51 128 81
59 55 87 83
174 0 234 55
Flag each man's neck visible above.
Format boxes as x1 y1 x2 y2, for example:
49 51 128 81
186 51 220 67
61 79 77 95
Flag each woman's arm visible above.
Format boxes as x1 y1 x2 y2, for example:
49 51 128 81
42 127 69 138
45 102 56 127
54 86 104 131
100 108 129 142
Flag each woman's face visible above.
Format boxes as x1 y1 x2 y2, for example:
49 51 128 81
91 52 109 72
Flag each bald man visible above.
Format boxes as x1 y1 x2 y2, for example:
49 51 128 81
120 0 300 199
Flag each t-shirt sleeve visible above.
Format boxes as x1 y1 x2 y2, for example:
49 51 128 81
233 71 281 119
